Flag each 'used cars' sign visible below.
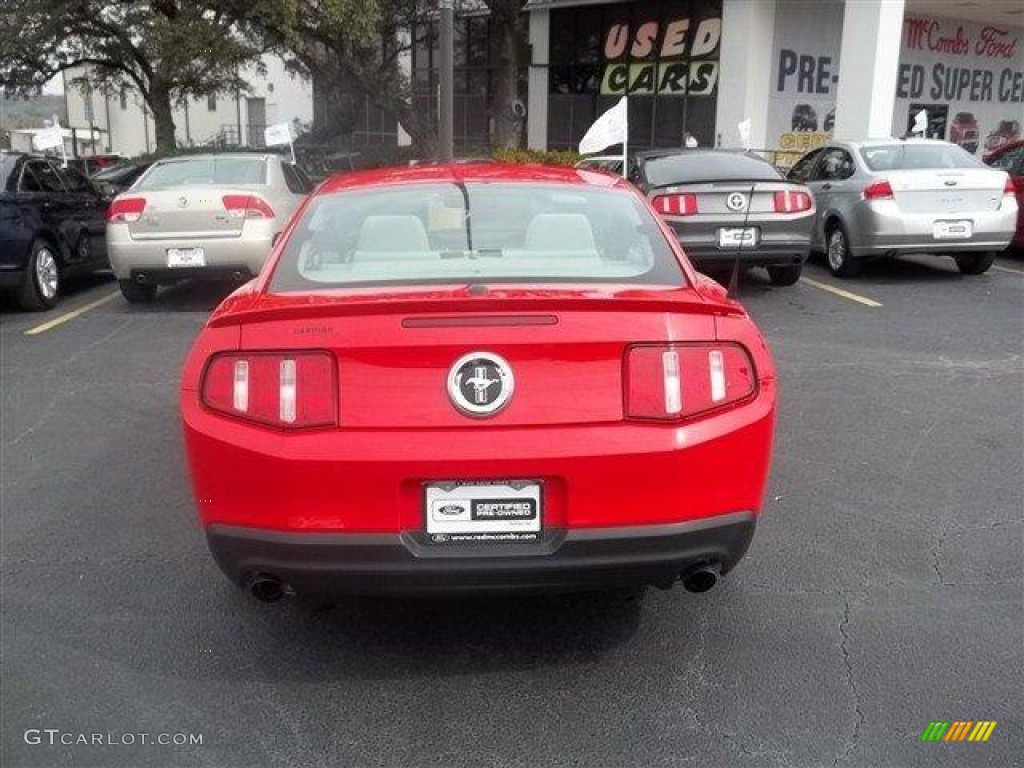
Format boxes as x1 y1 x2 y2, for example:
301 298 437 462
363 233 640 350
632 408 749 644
599 16 721 97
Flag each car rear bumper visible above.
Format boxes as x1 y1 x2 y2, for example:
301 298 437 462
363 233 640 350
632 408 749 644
848 200 1017 257
681 242 810 267
184 389 775 531
667 219 812 267
127 265 256 285
206 512 757 595
106 221 275 280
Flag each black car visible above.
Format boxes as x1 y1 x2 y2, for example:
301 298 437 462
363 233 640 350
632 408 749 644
0 151 111 310
90 160 153 197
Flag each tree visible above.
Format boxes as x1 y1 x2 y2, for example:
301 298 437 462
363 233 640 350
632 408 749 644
242 0 439 154
0 1 264 153
483 0 526 149
242 0 527 155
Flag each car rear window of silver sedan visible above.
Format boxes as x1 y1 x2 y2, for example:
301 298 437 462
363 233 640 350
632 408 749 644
135 157 267 189
859 144 981 172
269 182 685 291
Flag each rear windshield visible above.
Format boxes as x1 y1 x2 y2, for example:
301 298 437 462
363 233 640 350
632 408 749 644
269 182 684 291
135 157 266 189
859 143 981 171
643 152 782 187
92 162 136 181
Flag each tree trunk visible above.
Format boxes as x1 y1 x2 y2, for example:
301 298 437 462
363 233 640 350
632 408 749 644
149 76 177 154
395 103 438 158
341 55 438 158
488 3 523 149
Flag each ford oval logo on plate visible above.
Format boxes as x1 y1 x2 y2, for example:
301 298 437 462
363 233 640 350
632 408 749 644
438 504 465 516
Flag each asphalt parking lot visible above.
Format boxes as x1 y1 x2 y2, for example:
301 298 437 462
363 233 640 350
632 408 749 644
2 254 1022 768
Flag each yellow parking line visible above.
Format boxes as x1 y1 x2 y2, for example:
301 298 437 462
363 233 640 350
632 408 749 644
23 291 121 336
802 277 883 307
992 264 1024 275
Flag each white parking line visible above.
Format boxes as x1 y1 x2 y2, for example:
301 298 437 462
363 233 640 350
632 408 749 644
992 264 1024 275
23 291 121 336
802 278 883 308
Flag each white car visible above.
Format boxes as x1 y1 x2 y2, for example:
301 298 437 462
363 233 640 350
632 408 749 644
106 153 312 302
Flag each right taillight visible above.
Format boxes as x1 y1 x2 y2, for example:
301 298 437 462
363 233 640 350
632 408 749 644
201 351 336 428
1004 177 1016 196
863 179 894 200
222 194 275 219
652 193 699 216
773 190 813 213
625 343 757 421
106 197 146 222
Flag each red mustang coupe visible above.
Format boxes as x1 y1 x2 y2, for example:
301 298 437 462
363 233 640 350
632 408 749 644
181 163 777 601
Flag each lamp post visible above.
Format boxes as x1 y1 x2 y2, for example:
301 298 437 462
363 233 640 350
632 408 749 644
438 0 454 162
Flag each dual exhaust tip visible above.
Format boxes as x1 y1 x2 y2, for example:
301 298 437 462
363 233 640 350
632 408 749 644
250 575 287 603
247 562 721 603
681 562 720 593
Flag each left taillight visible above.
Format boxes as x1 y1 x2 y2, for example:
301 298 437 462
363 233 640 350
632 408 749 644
652 193 699 216
201 352 336 428
626 343 757 421
1004 177 1016 197
106 197 146 222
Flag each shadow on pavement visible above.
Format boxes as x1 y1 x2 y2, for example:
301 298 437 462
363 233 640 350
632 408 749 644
807 252 969 284
0 271 116 316
8 561 649 683
122 279 242 314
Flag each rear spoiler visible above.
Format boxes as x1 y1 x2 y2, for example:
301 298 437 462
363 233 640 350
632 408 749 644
207 292 746 328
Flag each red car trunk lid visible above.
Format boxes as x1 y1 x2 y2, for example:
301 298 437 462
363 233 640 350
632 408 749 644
233 285 720 428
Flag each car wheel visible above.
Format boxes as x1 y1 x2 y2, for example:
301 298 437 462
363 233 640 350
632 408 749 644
826 224 863 278
118 279 158 304
766 264 803 286
954 252 996 275
17 240 60 311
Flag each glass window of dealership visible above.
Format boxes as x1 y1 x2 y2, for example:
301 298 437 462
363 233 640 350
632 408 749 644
523 0 1023 159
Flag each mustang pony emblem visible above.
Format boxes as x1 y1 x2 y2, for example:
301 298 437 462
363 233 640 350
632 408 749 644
447 352 515 417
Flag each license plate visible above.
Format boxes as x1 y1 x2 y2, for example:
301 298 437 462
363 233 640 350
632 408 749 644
932 220 972 240
718 227 759 248
424 480 541 543
166 247 206 267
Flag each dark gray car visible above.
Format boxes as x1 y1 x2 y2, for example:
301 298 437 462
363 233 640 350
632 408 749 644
625 149 816 286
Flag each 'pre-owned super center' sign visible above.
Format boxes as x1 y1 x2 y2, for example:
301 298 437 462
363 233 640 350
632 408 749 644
898 17 1023 103
599 16 721 96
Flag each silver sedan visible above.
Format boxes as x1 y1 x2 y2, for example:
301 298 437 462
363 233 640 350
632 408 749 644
788 139 1016 277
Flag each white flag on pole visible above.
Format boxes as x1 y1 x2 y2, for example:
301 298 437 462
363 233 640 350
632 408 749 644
912 109 928 135
32 126 63 151
737 118 752 151
264 122 293 147
579 96 628 156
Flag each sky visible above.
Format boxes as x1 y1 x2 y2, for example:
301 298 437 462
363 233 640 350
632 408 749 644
42 76 65 95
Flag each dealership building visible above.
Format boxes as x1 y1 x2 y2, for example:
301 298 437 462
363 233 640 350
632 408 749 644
63 0 1022 162
523 0 1023 161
